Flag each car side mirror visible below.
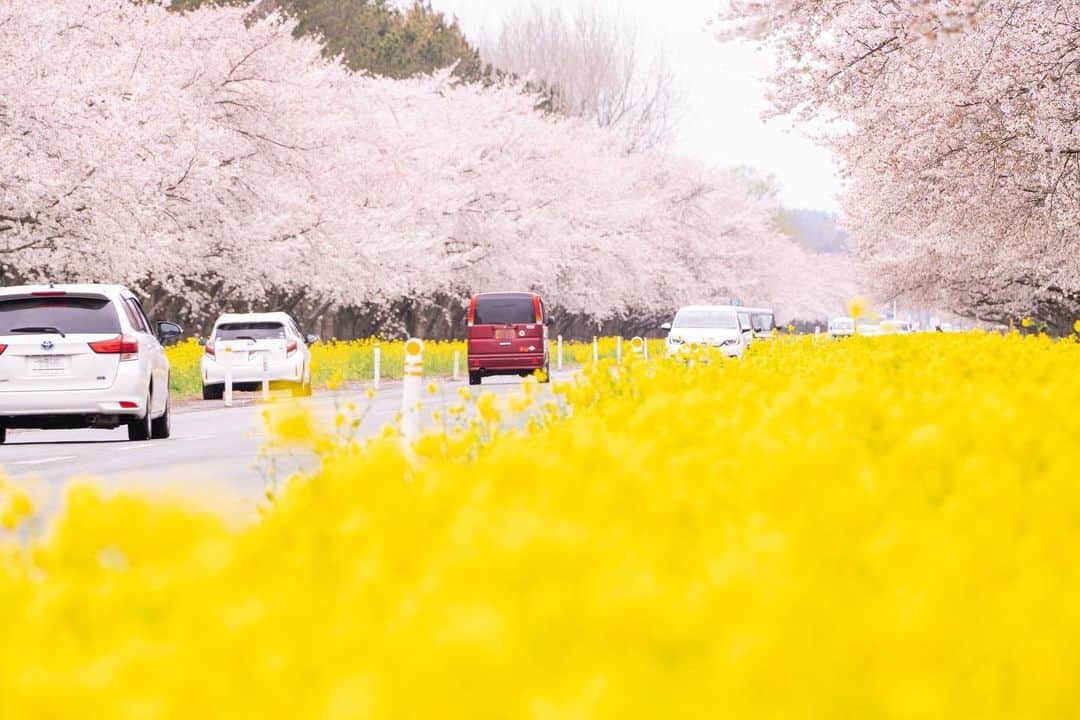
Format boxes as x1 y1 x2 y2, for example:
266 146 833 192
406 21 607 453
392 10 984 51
157 321 183 346
660 322 672 331
304 334 319 345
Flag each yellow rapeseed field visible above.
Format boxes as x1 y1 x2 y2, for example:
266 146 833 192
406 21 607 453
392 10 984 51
4 331 1080 717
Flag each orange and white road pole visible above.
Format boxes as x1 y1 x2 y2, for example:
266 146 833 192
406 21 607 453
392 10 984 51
401 338 424 442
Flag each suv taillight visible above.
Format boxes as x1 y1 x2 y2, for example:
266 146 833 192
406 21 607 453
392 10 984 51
0 344 6 355
89 334 139 360
205 342 215 357
286 340 298 356
532 295 543 324
467 296 477 327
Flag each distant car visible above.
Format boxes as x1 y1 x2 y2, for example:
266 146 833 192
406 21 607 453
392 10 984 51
828 317 856 338
881 319 914 334
200 312 316 399
662 306 748 359
466 292 550 386
0 284 182 443
746 307 777 340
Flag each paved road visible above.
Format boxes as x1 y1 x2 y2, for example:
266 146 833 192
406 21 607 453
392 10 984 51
1 372 570 518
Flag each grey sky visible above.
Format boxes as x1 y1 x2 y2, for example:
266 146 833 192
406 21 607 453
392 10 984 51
429 0 843 211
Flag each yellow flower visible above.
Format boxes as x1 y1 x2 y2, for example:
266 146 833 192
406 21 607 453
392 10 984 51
264 403 317 446
365 387 376 400
8 332 1080 717
427 382 439 395
1073 320 1080 335
8 488 33 519
1021 317 1034 328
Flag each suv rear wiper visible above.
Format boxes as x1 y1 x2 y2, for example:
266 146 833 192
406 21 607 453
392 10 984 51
9 326 67 338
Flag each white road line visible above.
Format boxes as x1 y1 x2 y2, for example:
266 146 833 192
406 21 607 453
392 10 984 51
10 455 77 466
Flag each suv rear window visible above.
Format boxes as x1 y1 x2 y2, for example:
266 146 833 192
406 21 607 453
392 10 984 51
0 296 121 335
474 295 537 325
216 322 286 340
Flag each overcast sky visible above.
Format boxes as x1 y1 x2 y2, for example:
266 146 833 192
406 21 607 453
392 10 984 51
428 0 843 211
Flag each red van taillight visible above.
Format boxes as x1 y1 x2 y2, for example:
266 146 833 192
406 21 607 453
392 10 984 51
205 342 216 357
89 334 139 360
532 295 543 324
286 340 298 356
467 296 477 327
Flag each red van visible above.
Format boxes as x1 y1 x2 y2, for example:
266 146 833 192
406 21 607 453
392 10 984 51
467 292 550 385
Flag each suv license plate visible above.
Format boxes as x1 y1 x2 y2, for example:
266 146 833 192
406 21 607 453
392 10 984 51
494 329 515 340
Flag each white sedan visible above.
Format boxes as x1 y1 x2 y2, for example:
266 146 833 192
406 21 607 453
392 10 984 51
0 284 182 443
200 312 316 399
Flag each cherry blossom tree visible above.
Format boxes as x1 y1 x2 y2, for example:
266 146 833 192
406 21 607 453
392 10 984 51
717 0 1080 331
0 0 844 334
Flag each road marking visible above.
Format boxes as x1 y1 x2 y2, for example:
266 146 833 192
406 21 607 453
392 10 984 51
10 455 77 466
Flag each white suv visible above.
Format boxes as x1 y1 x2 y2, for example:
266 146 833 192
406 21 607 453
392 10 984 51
200 312 315 400
0 284 182 443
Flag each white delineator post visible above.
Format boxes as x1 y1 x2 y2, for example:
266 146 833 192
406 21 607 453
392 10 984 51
453 350 460 381
630 336 645 358
643 338 650 362
261 351 270 401
557 335 563 371
815 326 821 342
373 343 381 390
616 336 623 363
223 346 234 407
401 338 424 443
593 337 599 365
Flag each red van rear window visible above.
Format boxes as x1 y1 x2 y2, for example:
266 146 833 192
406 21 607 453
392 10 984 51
473 294 537 325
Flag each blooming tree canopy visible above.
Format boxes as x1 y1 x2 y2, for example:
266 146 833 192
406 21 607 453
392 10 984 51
717 0 1080 330
0 0 846 331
